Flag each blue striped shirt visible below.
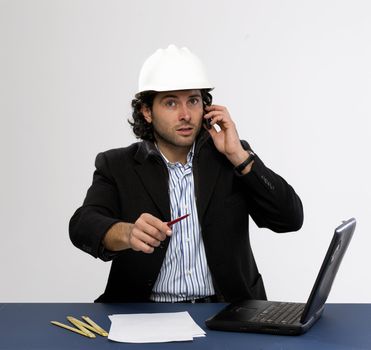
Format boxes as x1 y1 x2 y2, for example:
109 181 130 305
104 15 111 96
150 144 215 302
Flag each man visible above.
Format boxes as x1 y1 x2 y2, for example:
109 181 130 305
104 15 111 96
69 45 303 303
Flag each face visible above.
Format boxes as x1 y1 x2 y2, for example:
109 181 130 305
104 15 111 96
142 89 203 158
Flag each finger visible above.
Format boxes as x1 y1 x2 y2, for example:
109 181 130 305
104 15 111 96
204 110 224 119
203 114 220 128
130 225 163 249
132 223 166 245
208 115 226 128
130 235 155 254
205 104 227 112
139 213 172 236
204 112 231 126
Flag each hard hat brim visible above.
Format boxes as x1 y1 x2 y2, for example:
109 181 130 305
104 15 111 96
135 86 214 99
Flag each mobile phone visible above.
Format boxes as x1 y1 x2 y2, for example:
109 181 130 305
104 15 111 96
203 101 212 129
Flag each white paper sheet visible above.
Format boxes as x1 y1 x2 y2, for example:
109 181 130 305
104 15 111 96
108 311 206 343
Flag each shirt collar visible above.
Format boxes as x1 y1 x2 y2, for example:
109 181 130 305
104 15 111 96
155 142 195 167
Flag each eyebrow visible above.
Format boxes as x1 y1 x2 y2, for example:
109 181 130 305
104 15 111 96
160 93 202 101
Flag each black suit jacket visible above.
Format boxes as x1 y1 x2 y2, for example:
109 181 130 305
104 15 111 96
69 131 303 302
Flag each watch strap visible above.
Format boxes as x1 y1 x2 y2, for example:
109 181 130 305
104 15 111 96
234 151 255 174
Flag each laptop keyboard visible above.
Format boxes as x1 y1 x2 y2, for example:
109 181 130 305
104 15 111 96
250 302 305 325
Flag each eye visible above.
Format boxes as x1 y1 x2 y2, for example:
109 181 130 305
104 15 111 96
164 99 177 108
189 97 201 105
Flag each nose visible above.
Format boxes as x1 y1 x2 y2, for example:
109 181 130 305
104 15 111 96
178 103 191 122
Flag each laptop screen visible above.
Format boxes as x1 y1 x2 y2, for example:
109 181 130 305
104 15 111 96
300 218 356 324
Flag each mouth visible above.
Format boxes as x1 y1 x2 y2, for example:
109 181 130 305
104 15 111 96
176 126 194 136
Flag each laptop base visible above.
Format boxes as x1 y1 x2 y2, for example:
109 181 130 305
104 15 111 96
206 299 318 335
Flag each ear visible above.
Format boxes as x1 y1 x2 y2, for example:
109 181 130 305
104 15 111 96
141 105 152 123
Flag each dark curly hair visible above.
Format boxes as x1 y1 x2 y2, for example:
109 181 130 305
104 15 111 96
128 89 213 141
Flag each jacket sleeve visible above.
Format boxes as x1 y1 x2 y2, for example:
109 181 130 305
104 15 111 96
239 141 304 233
69 152 122 259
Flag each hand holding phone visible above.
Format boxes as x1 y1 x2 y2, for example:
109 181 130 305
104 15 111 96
201 104 249 168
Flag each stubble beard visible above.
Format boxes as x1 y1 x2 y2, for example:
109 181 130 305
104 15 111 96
153 121 202 150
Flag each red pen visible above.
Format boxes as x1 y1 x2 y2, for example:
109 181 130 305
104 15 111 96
167 214 190 227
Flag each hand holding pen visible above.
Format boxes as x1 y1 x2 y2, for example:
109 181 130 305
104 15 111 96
128 213 189 254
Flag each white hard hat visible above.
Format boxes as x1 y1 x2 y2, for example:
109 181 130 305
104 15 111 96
136 44 213 97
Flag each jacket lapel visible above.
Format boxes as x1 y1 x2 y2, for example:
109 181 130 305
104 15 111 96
193 133 221 223
133 142 171 221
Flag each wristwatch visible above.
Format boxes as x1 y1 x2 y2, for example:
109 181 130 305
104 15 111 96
234 151 255 174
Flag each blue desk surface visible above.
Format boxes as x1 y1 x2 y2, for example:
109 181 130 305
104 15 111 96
0 303 370 350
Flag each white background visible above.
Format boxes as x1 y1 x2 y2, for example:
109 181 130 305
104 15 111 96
0 0 370 302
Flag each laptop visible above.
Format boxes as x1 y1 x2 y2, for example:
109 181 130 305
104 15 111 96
205 218 356 335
